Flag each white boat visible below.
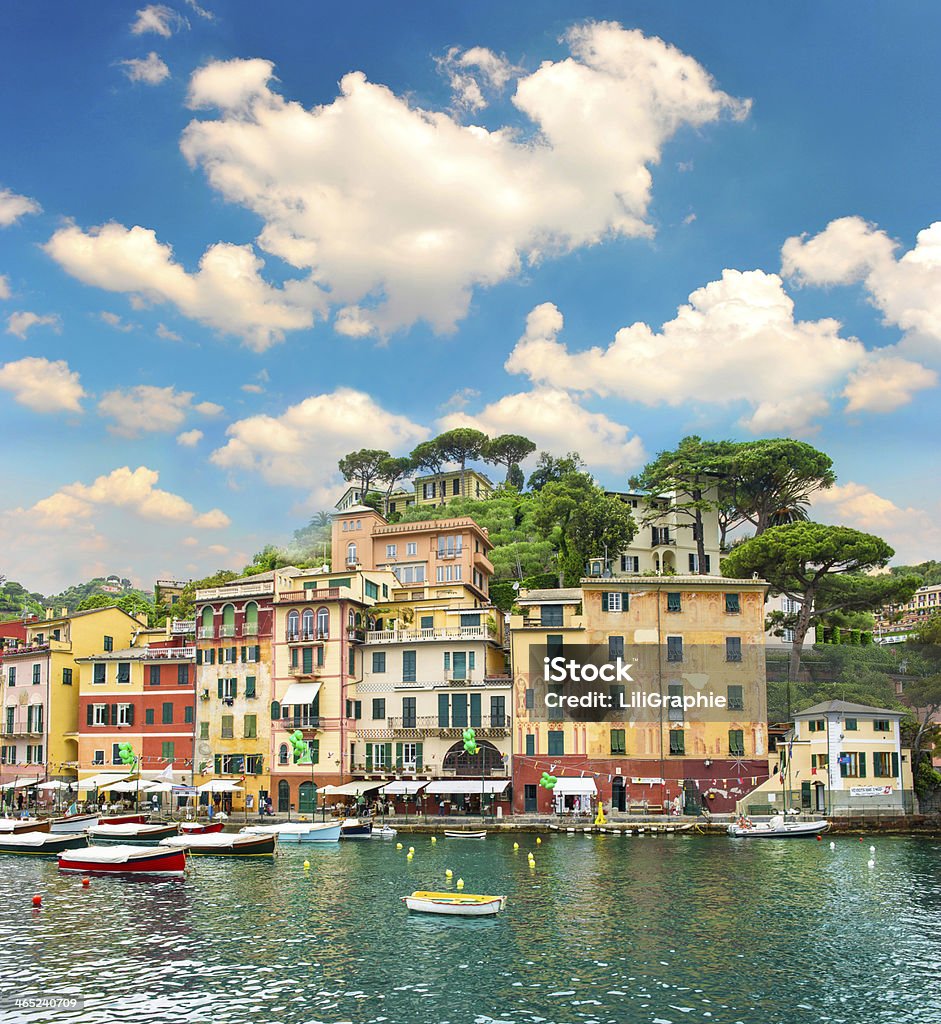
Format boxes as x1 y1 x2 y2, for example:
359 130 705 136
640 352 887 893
50 812 99 834
443 830 487 840
401 890 507 917
727 815 829 838
371 825 398 838
240 821 342 843
58 843 187 877
160 832 277 857
339 818 373 839
88 822 179 844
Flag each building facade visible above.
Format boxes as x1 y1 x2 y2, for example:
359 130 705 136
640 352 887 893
875 582 941 642
413 468 493 506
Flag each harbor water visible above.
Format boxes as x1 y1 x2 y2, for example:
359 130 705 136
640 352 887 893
1 833 939 1024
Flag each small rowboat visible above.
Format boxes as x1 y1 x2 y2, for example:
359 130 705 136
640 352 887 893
59 844 187 876
88 822 179 845
339 818 373 839
727 817 829 838
0 833 89 857
99 814 149 825
0 818 50 834
241 821 342 843
160 832 276 857
50 813 99 834
401 891 507 917
443 830 487 840
371 825 398 838
179 820 225 835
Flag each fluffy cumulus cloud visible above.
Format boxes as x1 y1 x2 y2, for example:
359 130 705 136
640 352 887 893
505 272 936 433
211 387 428 502
119 51 170 85
176 428 203 446
43 222 321 351
0 356 85 413
0 188 41 227
782 217 941 354
6 310 60 338
130 4 185 37
97 384 221 436
28 465 229 529
439 387 645 473
174 22 748 340
436 46 519 112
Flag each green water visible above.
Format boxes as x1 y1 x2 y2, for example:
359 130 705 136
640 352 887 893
0 833 939 1024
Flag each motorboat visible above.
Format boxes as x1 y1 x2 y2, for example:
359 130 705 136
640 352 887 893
371 825 398 838
88 822 180 844
49 812 99 834
99 813 149 825
160 832 276 857
58 844 187 877
179 820 225 835
0 817 49 834
339 818 373 839
0 832 89 857
401 891 507 917
727 815 829 838
240 821 342 843
443 830 487 840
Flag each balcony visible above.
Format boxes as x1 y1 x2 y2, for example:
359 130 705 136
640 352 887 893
278 588 342 603
435 547 464 560
170 619 195 634
383 714 511 737
195 581 274 600
3 637 71 657
512 615 585 631
197 627 215 639
347 626 366 643
366 625 486 644
289 666 320 678
241 623 259 636
219 625 236 638
144 646 195 660
473 550 494 574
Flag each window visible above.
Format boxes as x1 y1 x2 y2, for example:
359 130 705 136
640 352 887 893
116 704 132 726
368 743 389 769
547 730 565 756
402 650 416 682
729 729 745 756
244 714 257 739
92 749 105 765
26 705 43 733
402 697 417 729
148 665 160 686
873 719 891 732
345 699 362 720
161 702 173 724
608 636 624 660
423 482 435 499
873 752 898 778
346 541 358 565
26 744 43 765
667 636 683 662
436 565 462 582
62 668 72 686
839 752 866 779
688 553 711 573
844 718 858 731
301 609 314 640
490 695 506 726
725 593 741 614
279 744 289 765
602 592 625 612
349 648 356 676
244 602 259 636
372 698 386 720
808 719 826 733
540 605 564 627
287 610 299 641
652 527 670 545
270 700 280 721
668 683 684 722
317 608 329 638
610 728 626 754
246 754 264 775
92 664 105 685
811 753 829 770
546 634 563 660
386 544 397 558
727 685 744 711
117 663 130 684
525 734 535 756
221 715 234 739
365 580 379 600
32 664 41 685
220 678 237 700
200 721 209 739
452 694 468 728
92 704 108 726
161 741 175 761
437 534 463 557
406 542 417 557
4 708 12 733
525 687 535 711
103 636 113 652
6 667 14 686
452 479 460 495
726 637 742 663
547 684 563 722
145 708 155 725
245 676 256 698
621 555 639 573
667 593 682 613
669 730 685 755
372 652 386 673
112 742 122 765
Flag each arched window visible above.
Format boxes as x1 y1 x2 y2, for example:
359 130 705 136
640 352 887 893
244 601 258 636
278 779 290 812
442 739 505 776
200 606 213 638
348 609 355 630
278 743 289 766
346 541 357 565
302 608 314 640
270 700 280 721
221 603 235 637
287 610 299 641
316 608 329 638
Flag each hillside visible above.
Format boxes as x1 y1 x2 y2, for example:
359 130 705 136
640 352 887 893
0 575 152 621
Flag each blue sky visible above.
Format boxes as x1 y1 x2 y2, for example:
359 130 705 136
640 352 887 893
1 2 939 592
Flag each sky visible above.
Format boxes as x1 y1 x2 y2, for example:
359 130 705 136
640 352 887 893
1 2 939 593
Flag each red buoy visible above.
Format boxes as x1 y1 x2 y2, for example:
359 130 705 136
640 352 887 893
81 877 90 887
816 835 822 841
31 895 41 907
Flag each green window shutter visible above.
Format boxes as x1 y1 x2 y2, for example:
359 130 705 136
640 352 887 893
195 648 203 665
86 704 94 726
452 693 468 727
162 702 173 724
415 743 423 770
892 752 899 777
469 652 475 670
811 754 817 768
437 694 449 727
366 746 373 770
110 703 118 725
217 678 224 698
858 752 866 778
145 708 154 725
240 647 246 663
355 700 362 719
383 742 393 769
470 693 481 727
302 647 313 674
840 758 848 778
309 739 319 764
231 679 238 698
444 652 450 670
246 676 256 698
214 754 222 774
395 742 403 769
525 734 535 756
601 592 609 612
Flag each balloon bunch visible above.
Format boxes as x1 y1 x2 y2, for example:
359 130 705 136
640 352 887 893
289 730 311 764
117 742 136 767
463 728 479 755
539 772 558 790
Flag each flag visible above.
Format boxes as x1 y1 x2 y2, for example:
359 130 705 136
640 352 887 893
158 763 175 782
811 767 817 775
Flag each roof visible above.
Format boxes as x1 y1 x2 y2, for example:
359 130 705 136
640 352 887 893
75 646 193 662
795 699 903 719
230 567 301 585
413 468 494 485
520 588 583 603
40 605 145 623
334 504 383 517
580 574 768 587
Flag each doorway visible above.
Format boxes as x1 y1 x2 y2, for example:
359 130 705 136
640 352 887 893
299 781 316 815
524 784 537 812
611 776 626 812
277 780 290 813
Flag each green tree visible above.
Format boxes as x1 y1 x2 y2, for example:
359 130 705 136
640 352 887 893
482 434 537 483
900 618 941 804
630 435 734 574
506 463 525 491
435 428 489 497
377 455 415 514
76 592 154 622
167 570 240 622
410 438 446 477
527 451 584 492
337 448 390 496
722 522 921 711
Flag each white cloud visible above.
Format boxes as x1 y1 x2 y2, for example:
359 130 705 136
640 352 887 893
505 272 935 434
185 0 214 20
0 356 85 413
97 384 222 436
6 310 61 338
44 222 321 351
177 428 203 446
0 188 41 227
438 387 645 473
211 388 428 502
100 311 135 332
782 216 941 353
178 22 748 339
28 465 229 529
119 52 170 85
241 383 264 393
436 46 520 112
130 5 184 37
156 322 182 341
0 276 9 300
438 387 480 413
843 356 937 414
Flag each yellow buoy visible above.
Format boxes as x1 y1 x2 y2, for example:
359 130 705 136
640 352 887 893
456 878 464 889
536 837 542 845
445 868 453 878
303 860 310 870
407 852 414 861
408 846 415 854
431 836 437 844
396 843 403 850
529 859 536 868
513 842 519 850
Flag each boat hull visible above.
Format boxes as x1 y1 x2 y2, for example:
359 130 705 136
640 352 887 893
179 821 225 835
0 819 50 834
161 833 276 857
99 814 149 825
402 891 506 916
50 814 99 834
728 821 829 838
0 834 88 856
444 831 487 840
241 821 342 843
371 826 398 838
58 845 186 876
88 823 179 844
339 819 373 839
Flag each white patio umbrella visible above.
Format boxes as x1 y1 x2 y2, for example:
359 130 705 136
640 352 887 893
37 781 72 791
106 780 158 793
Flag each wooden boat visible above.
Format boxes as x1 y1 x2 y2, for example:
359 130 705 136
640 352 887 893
59 844 186 877
0 818 50 834
339 818 373 839
370 825 398 838
179 820 225 835
99 813 149 825
50 812 99 834
88 822 180 844
160 832 276 857
727 816 829 838
401 890 507 917
241 821 342 843
443 830 487 840
0 832 89 857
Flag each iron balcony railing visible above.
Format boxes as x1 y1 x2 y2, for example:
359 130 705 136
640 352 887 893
385 714 511 732
366 625 486 643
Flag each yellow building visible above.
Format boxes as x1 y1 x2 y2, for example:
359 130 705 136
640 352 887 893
414 468 493 505
737 700 915 817
510 572 769 816
0 606 145 789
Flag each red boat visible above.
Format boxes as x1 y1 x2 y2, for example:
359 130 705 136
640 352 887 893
99 813 149 825
58 844 187 877
179 820 225 835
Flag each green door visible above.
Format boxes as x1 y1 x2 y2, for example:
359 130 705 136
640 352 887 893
299 781 316 814
452 652 467 680
800 781 811 809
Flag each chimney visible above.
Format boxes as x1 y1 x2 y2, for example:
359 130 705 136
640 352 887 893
60 607 68 618
45 607 54 620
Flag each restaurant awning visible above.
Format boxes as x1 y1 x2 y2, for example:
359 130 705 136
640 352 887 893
381 780 429 795
424 780 510 795
0 777 41 790
37 780 73 791
321 781 385 797
552 778 598 796
282 681 322 705
197 780 244 793
77 773 130 789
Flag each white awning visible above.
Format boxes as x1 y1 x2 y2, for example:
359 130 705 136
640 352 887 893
77 773 130 789
552 777 597 796
0 777 41 789
37 780 73 791
381 780 429 795
321 781 384 797
282 682 322 705
106 780 159 793
197 780 244 793
424 780 510 795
